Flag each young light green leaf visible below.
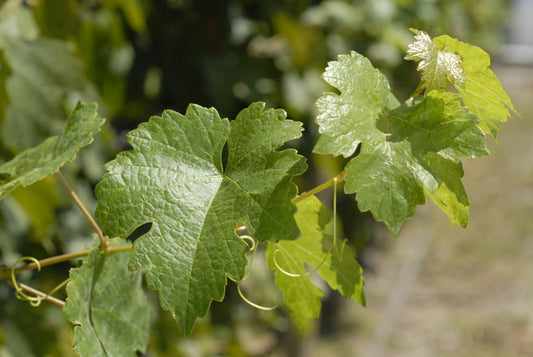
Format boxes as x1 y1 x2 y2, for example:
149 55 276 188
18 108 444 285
405 29 465 92
0 3 86 151
95 102 306 336
0 102 104 200
405 29 516 138
314 50 489 235
266 195 364 330
313 51 398 157
63 239 150 357
346 91 488 234
433 34 516 138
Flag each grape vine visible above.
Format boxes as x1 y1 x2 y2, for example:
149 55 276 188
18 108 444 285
0 29 516 356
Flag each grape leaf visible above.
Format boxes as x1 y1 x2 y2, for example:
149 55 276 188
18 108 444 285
266 195 364 330
63 239 150 357
422 152 469 227
0 3 86 151
313 51 399 157
0 102 104 200
405 29 516 138
314 51 489 235
434 34 516 138
404 29 465 92
95 102 306 336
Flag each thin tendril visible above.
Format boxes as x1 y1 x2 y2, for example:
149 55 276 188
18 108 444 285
232 229 279 311
10 257 69 307
237 284 279 311
273 248 330 277
11 257 43 305
238 234 257 281
36 278 70 306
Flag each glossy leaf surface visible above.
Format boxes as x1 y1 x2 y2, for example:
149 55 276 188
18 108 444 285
95 102 306 335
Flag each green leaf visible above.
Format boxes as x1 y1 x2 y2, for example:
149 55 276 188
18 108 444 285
266 195 364 330
314 50 489 235
313 51 398 157
404 29 465 92
0 2 85 151
422 152 469 227
0 102 104 200
405 29 516 138
63 239 150 357
95 102 306 335
433 34 516 138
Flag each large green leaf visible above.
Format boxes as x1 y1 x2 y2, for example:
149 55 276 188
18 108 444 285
266 195 364 330
63 239 150 357
314 51 489 235
0 102 104 200
0 2 85 151
95 102 306 335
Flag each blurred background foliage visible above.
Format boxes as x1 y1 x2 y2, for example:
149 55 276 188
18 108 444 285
0 0 513 356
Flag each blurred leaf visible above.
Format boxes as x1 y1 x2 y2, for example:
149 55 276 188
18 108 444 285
301 1 364 30
102 0 147 33
0 2 86 151
95 102 306 335
77 8 131 116
33 0 79 39
273 12 323 69
11 176 59 238
266 195 364 330
0 102 104 200
63 238 150 357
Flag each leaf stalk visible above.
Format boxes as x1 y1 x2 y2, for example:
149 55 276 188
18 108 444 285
55 171 107 249
293 170 346 203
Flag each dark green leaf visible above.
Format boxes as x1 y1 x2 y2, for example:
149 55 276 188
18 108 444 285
95 102 306 335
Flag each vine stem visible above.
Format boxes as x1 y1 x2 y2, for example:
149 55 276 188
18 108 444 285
107 244 134 255
9 244 134 276
12 250 91 275
55 171 107 249
293 170 346 204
